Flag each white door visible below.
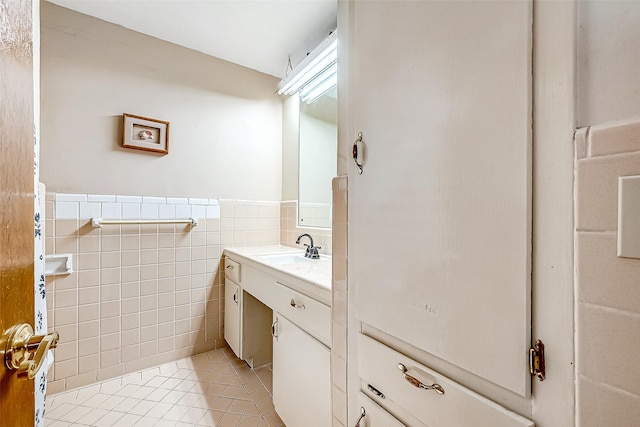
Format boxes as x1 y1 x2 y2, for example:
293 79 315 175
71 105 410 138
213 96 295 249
272 313 331 427
224 279 241 358
0 0 37 422
350 0 532 396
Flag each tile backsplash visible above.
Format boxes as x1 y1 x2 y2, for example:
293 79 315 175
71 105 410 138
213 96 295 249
45 193 280 393
280 200 332 254
574 117 640 426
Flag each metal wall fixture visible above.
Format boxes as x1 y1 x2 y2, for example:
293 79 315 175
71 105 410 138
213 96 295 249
277 31 337 104
353 132 364 175
91 218 198 228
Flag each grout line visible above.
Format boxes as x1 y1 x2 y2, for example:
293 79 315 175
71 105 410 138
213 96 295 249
575 229 616 234
45 348 279 426
578 301 640 319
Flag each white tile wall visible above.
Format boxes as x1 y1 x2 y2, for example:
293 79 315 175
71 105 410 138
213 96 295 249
101 203 121 220
57 194 88 202
87 195 116 203
57 202 80 219
54 193 222 220
117 195 143 203
166 197 188 205
46 193 279 394
575 117 640 426
122 204 141 220
142 196 165 204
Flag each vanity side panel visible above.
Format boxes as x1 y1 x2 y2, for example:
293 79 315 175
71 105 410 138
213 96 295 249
241 291 273 368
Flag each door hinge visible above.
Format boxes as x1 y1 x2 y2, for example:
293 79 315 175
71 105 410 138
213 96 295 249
529 339 545 381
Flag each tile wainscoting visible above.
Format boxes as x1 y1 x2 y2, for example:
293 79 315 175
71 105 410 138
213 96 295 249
45 193 281 393
280 200 332 254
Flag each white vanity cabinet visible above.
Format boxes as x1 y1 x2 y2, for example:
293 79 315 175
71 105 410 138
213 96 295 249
222 250 332 425
223 256 273 369
272 313 331 427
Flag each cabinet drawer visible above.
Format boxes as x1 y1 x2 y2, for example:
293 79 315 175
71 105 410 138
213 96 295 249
241 262 331 347
271 280 331 347
224 257 241 283
357 334 534 427
356 392 405 427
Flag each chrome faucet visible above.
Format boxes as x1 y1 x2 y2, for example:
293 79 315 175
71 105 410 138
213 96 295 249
296 233 321 259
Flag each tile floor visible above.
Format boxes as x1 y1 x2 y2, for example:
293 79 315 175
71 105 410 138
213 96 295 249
44 348 285 427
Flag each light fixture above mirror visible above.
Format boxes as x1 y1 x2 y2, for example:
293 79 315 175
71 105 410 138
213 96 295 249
278 31 337 104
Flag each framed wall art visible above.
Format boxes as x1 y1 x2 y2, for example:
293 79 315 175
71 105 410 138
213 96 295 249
122 113 170 154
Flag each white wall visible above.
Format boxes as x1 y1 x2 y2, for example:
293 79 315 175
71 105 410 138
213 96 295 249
40 2 282 201
577 0 640 127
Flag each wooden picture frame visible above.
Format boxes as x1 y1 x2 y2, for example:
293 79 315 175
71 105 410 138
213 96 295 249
122 113 170 154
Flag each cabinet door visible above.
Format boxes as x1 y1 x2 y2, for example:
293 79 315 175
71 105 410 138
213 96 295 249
224 279 241 358
350 0 532 396
272 313 331 427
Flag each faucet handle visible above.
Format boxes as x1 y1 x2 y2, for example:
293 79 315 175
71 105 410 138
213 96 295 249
303 244 312 258
309 246 321 259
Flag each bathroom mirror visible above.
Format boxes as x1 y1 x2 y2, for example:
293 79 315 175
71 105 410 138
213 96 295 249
298 87 337 228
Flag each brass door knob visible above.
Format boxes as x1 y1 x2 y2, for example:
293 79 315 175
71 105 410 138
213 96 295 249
3 323 59 379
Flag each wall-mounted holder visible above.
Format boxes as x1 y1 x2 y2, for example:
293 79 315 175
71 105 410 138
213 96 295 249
44 254 73 277
618 175 640 258
91 218 198 228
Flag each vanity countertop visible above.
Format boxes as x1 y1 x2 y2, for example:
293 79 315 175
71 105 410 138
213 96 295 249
223 245 332 305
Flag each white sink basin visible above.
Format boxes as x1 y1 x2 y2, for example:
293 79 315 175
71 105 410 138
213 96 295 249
259 253 320 265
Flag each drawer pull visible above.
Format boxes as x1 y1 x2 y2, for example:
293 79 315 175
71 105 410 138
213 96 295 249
233 290 238 304
290 298 305 310
354 407 366 427
367 383 385 399
398 363 445 395
226 265 234 270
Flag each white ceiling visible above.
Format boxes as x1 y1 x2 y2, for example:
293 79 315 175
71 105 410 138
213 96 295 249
47 0 337 78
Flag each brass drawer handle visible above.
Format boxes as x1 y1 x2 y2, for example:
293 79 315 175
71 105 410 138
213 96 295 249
398 363 445 395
